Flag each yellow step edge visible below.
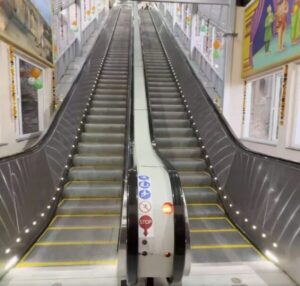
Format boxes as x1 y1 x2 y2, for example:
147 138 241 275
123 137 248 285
187 203 224 211
54 214 120 218
191 229 238 233
48 226 119 231
70 166 123 170
35 240 117 246
191 244 252 250
65 180 122 185
17 259 117 268
61 197 121 201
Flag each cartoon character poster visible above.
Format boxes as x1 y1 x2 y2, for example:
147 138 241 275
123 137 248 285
243 0 300 77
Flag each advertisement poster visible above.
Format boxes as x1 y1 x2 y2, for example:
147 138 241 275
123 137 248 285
243 0 300 77
0 0 53 63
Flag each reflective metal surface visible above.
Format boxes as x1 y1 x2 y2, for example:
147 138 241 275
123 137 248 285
150 8 300 285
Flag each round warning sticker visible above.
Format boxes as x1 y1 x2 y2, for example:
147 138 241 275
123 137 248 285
139 215 153 237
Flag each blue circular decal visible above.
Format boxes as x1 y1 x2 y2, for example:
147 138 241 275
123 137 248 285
139 189 151 200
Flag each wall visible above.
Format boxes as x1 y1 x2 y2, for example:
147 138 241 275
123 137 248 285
0 41 53 157
225 5 300 163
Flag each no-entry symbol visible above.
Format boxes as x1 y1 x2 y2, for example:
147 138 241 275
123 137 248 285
139 215 153 237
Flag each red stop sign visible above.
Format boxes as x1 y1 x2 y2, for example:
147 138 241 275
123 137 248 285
139 215 153 236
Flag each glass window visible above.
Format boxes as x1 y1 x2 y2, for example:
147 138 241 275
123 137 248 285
15 57 44 136
291 65 300 148
243 72 283 143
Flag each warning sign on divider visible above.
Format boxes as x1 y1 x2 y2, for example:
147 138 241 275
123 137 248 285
139 215 153 237
138 174 154 238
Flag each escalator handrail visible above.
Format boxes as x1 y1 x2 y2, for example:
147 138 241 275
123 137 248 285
125 11 138 286
140 10 188 284
0 9 119 163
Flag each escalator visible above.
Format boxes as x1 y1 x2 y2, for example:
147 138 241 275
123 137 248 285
13 7 132 270
139 10 263 264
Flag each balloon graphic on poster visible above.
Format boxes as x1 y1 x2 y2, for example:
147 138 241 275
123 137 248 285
30 68 41 79
33 79 43 90
28 77 36 86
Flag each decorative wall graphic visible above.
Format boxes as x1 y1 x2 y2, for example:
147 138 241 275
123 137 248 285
280 64 288 125
243 0 300 78
0 0 53 63
9 46 17 118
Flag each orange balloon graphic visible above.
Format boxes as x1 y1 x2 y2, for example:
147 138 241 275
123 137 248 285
213 40 221 50
30 68 41 79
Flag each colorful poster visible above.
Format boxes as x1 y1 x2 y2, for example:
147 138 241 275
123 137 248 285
243 0 300 77
0 0 53 63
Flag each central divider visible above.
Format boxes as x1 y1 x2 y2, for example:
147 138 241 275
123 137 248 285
124 3 191 285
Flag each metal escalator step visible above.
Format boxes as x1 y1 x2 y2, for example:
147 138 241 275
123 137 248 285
170 159 207 171
78 143 124 154
156 137 198 148
190 231 248 246
155 127 194 137
89 107 126 116
93 94 127 101
150 98 181 105
50 215 120 228
148 81 174 87
191 247 262 263
96 88 127 95
159 147 202 158
97 83 127 89
187 204 224 217
18 244 117 267
189 217 234 230
73 154 123 166
153 119 190 128
38 227 119 243
92 101 126 108
87 115 125 123
180 171 212 186
81 132 124 143
84 123 125 133
68 167 122 181
184 187 218 203
99 79 127 84
57 198 121 215
151 104 185 112
152 111 187 119
64 181 122 198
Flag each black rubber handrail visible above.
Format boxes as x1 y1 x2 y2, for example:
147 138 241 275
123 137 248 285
125 11 138 286
140 10 187 284
0 9 120 163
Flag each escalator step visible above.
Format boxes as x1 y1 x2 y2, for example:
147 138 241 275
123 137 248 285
156 137 198 148
81 132 124 143
50 215 120 228
64 181 122 198
187 204 224 217
154 127 194 137
191 247 262 263
68 167 123 181
189 217 234 230
57 198 121 215
73 154 124 166
170 159 207 171
85 123 125 133
190 231 249 246
78 143 124 154
183 187 218 203
18 244 118 267
179 172 212 186
159 147 202 158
